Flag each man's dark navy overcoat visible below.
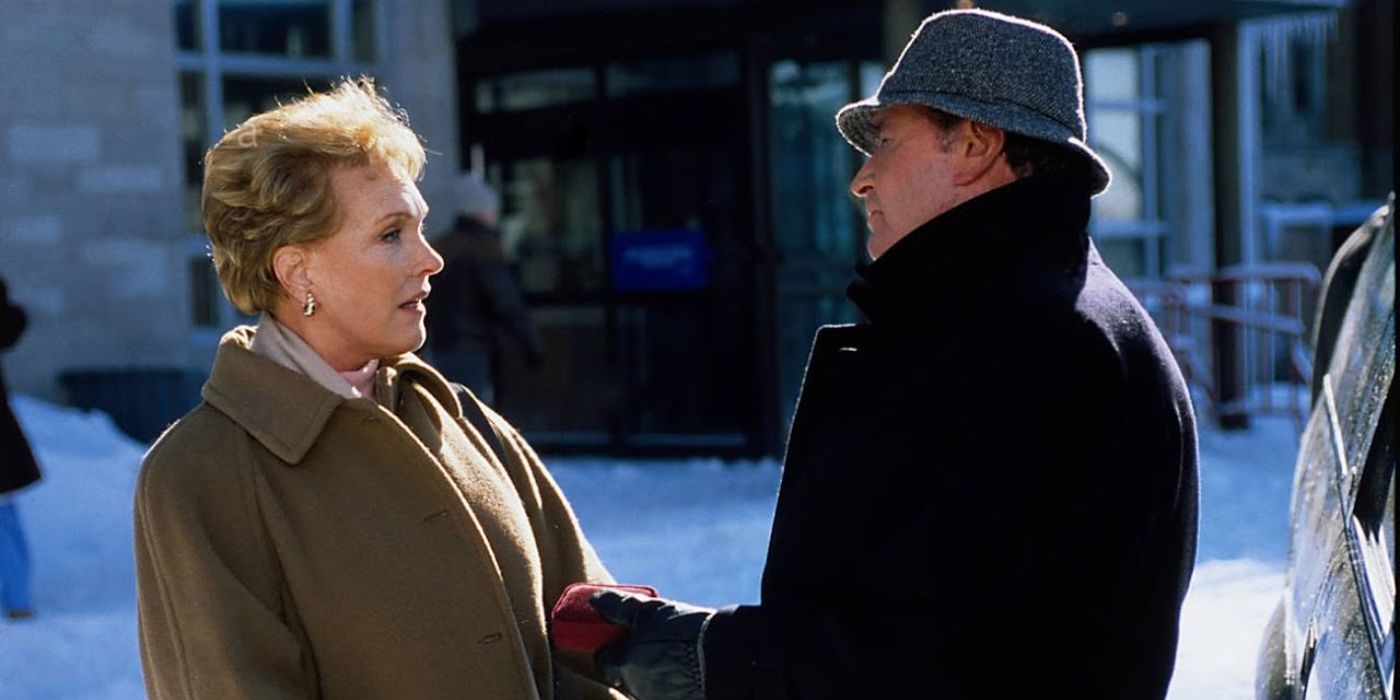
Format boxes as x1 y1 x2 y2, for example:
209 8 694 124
703 176 1199 699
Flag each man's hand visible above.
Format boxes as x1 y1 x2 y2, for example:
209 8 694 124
590 590 715 700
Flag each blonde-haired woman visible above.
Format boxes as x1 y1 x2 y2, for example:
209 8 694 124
135 78 623 700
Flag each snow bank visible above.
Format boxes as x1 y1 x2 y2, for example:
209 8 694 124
0 396 1300 699
0 396 147 699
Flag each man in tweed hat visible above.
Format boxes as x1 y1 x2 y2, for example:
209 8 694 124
588 9 1199 699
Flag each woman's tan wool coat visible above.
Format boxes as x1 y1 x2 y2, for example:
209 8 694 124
135 327 624 699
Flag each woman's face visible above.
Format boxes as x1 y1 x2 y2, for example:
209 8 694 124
294 164 443 370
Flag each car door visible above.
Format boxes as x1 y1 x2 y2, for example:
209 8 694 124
1291 206 1394 699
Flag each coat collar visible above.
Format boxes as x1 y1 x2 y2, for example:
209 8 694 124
847 175 1091 329
202 327 463 465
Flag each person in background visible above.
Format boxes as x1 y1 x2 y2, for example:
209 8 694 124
0 276 41 622
134 78 622 700
427 173 544 405
587 9 1199 700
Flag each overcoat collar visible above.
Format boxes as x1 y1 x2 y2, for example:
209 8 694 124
202 326 462 465
847 175 1091 329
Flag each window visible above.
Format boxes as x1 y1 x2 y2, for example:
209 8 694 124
605 53 739 98
176 0 380 335
475 68 596 113
494 157 603 294
768 59 879 426
1085 47 1167 280
219 0 331 57
175 0 199 51
1324 214 1394 678
1349 394 1395 678
178 72 205 235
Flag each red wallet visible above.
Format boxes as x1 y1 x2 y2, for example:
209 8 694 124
550 582 658 652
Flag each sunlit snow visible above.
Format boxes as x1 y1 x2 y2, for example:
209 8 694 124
0 394 1301 698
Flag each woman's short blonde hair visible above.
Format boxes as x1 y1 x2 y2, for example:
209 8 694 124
202 76 426 314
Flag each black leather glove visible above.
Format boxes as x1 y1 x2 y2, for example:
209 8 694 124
590 590 715 700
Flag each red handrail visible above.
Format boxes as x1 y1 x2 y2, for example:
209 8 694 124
1127 263 1320 433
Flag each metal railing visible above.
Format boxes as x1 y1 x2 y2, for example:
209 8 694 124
1128 263 1321 432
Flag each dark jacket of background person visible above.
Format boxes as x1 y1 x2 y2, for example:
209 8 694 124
135 327 621 700
428 216 544 368
0 278 40 495
701 177 1200 699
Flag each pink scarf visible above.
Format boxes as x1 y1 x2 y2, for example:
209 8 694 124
337 359 380 400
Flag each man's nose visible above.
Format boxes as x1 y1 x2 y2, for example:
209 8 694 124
850 159 874 198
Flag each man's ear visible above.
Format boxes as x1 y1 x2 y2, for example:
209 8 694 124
953 122 1008 186
271 245 312 298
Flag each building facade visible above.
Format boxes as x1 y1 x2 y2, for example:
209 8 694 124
0 0 460 438
0 0 1390 454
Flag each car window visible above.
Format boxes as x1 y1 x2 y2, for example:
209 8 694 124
1329 210 1395 691
1347 390 1395 689
1272 202 1393 700
1287 395 1344 623
1322 212 1394 505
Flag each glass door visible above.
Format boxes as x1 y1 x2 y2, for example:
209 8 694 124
476 56 762 453
767 60 877 426
492 154 616 445
607 143 756 447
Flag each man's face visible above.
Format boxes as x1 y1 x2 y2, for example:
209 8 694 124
849 105 965 259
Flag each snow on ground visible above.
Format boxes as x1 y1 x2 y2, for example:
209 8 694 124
0 394 1301 699
0 397 147 700
1169 559 1284 700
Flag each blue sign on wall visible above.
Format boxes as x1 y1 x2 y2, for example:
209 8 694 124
610 229 711 292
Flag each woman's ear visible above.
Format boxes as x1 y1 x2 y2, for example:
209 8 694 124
271 245 311 298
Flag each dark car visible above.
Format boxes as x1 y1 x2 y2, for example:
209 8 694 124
1256 196 1395 699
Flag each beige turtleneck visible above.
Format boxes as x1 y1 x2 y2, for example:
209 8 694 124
249 313 382 401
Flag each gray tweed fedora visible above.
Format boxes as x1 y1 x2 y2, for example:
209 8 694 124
836 8 1111 196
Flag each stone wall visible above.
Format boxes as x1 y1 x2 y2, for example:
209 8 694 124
0 0 188 399
0 0 462 403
